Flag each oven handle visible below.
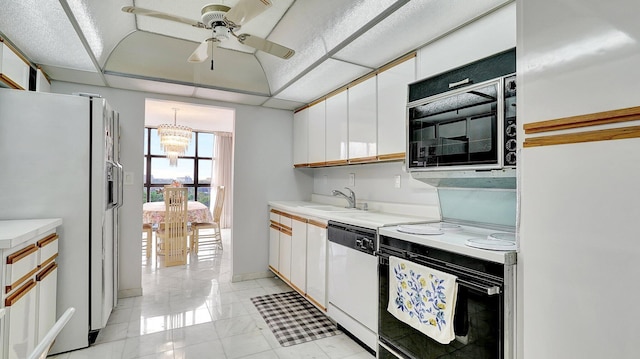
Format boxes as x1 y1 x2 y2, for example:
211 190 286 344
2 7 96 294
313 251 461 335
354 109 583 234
456 278 501 296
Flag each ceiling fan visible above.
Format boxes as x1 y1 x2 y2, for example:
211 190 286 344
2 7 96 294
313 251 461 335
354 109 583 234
121 0 295 66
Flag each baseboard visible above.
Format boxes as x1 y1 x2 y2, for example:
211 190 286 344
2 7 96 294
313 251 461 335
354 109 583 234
232 270 275 283
118 287 143 299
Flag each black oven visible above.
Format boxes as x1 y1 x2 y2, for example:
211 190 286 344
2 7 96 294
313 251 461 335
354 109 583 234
378 235 516 359
407 75 516 172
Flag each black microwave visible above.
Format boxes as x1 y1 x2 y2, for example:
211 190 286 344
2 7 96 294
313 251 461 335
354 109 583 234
407 74 516 172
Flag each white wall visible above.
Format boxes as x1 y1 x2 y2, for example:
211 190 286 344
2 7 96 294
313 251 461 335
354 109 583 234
517 1 640 358
52 81 312 294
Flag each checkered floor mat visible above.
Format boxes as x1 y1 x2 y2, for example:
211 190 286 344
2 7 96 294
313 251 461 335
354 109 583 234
251 291 341 347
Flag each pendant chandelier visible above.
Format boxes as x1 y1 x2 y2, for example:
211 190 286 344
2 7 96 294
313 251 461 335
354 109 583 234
158 108 192 166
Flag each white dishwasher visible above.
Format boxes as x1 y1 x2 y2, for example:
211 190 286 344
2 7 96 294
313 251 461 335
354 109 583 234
327 221 378 353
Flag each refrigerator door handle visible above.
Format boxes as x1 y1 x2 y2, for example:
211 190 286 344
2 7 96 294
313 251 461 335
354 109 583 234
116 162 124 208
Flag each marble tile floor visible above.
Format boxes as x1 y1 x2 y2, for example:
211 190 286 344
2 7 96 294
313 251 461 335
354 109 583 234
51 229 374 359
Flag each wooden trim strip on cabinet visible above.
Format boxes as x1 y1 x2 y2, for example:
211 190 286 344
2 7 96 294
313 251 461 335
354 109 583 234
325 159 349 166
269 223 280 231
523 105 640 134
349 156 378 164
5 279 36 306
0 74 25 90
523 126 640 148
279 211 293 219
377 152 405 161
281 228 293 236
308 161 328 167
270 209 284 216
40 253 59 269
37 233 58 247
7 244 38 264
0 38 32 66
308 219 327 229
305 294 327 312
36 262 58 282
290 214 308 223
6 266 39 294
293 163 309 168
268 265 279 276
289 282 305 296
378 52 417 74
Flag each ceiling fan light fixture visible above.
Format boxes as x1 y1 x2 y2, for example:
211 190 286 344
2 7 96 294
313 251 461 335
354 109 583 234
213 26 231 41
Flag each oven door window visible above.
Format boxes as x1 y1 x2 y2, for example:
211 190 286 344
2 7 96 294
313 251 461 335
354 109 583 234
409 82 499 170
379 258 503 359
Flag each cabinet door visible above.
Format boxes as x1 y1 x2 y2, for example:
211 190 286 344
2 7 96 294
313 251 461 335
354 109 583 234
377 57 416 156
290 218 307 292
36 263 58 343
279 229 292 282
307 101 326 165
293 108 309 166
325 91 349 163
306 220 327 310
348 76 377 160
0 43 30 90
5 280 38 359
269 224 280 273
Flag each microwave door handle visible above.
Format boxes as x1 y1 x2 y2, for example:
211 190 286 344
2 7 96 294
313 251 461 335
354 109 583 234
449 78 470 88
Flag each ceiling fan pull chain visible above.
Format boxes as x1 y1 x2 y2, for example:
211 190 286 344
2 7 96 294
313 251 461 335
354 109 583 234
211 59 215 71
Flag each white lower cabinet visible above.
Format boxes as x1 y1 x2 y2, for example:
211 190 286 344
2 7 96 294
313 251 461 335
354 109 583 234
306 219 328 310
1 221 61 359
289 217 308 293
268 208 327 311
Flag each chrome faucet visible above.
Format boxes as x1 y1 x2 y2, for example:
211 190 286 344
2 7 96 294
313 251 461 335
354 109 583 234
332 187 356 208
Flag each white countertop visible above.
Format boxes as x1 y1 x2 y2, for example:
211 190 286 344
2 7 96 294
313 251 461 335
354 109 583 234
0 218 63 249
269 201 438 229
379 224 516 264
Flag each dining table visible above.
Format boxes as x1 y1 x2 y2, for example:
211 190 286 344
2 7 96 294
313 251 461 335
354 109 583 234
142 200 214 225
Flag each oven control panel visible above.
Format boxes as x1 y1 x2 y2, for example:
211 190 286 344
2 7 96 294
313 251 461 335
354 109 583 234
504 75 517 167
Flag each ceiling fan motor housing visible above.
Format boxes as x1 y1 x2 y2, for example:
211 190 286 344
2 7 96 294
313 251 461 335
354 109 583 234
201 4 230 28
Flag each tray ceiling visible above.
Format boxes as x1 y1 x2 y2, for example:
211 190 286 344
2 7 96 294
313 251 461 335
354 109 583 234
0 0 512 110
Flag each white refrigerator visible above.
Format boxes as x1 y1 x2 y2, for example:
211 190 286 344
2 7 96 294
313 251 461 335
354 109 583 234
0 88 123 353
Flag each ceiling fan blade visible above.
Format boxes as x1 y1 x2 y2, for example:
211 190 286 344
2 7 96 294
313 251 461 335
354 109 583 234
121 6 203 27
225 0 272 26
237 34 295 59
187 40 216 63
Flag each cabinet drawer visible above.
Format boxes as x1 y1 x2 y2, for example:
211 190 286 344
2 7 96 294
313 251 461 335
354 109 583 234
269 209 280 223
5 244 38 294
37 233 59 267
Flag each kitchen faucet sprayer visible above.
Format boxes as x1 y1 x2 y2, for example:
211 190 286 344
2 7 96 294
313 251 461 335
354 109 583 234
332 187 357 208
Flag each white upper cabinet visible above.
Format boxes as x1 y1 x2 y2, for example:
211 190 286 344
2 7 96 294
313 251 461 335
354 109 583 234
325 90 349 163
293 108 309 166
377 57 416 157
307 101 326 165
0 42 30 90
348 75 377 159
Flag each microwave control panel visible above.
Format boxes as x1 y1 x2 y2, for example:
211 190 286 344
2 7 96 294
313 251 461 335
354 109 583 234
504 75 517 167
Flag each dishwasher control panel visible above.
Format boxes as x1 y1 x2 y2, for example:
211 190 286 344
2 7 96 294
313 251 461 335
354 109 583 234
328 221 377 255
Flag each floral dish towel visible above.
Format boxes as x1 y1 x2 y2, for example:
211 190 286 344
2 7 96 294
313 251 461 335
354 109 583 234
387 255 458 344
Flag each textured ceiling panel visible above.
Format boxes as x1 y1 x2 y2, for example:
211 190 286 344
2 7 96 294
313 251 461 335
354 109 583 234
106 31 270 95
274 58 370 103
257 0 401 93
66 0 135 67
333 0 513 68
261 97 305 111
194 87 268 106
0 0 95 71
105 74 196 97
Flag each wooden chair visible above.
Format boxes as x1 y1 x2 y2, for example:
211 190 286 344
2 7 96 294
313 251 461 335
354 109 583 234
142 223 153 258
192 186 225 254
156 187 189 266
